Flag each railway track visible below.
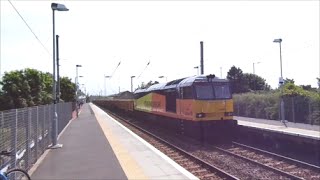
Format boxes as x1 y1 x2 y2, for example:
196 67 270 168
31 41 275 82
104 109 319 179
106 110 238 180
217 142 320 180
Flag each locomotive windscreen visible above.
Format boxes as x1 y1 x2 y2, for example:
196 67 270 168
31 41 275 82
195 82 231 100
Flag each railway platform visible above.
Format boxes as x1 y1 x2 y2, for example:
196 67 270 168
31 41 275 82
235 116 319 166
235 116 320 140
29 103 197 180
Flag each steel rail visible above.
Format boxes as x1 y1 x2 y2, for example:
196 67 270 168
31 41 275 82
232 141 320 171
213 145 304 180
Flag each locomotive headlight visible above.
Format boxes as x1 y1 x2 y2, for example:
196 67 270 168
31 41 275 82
196 113 206 118
224 112 233 116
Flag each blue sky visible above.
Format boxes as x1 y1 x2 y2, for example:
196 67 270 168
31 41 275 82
1 0 319 95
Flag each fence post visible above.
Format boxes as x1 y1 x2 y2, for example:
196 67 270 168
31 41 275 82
309 100 313 125
292 97 295 123
25 108 31 170
0 112 3 151
35 106 39 160
11 109 18 169
0 112 3 129
42 106 46 151
48 104 51 145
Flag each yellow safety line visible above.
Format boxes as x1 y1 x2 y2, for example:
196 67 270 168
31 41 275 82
91 104 148 180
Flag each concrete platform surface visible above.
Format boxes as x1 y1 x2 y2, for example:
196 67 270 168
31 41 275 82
30 103 198 180
30 103 127 180
235 116 320 140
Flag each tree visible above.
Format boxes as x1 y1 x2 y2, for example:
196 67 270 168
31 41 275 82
24 68 44 106
300 85 312 91
227 66 247 93
60 77 76 102
0 68 76 110
227 66 271 94
282 82 305 97
242 73 271 91
40 72 53 105
0 70 29 109
284 78 295 84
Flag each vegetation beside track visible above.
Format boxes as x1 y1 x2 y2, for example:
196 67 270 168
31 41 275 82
233 83 320 125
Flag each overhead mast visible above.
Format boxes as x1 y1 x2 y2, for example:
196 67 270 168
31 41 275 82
200 41 204 75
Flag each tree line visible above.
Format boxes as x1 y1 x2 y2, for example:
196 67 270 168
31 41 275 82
228 66 320 125
0 68 76 111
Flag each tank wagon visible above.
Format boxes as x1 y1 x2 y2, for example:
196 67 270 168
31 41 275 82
94 74 237 143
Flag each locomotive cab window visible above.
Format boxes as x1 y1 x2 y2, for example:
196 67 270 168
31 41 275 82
182 86 193 99
195 84 214 100
214 85 231 99
195 83 231 100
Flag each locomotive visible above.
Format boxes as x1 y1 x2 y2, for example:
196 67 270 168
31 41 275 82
94 74 237 143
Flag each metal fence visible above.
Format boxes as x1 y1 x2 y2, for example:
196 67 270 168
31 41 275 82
234 95 320 125
0 102 73 173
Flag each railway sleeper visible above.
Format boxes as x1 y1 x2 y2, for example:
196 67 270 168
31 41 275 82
167 153 183 158
282 165 296 170
246 152 256 156
274 161 284 165
263 158 274 162
175 159 189 163
237 150 248 154
200 173 217 179
264 162 275 167
181 162 199 167
187 165 201 169
191 169 208 174
166 150 176 154
229 147 240 151
158 145 168 149
171 155 184 159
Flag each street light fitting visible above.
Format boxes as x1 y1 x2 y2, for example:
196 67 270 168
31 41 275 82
273 38 282 43
76 64 82 67
51 3 69 11
105 75 111 78
79 76 84 78
158 76 164 78
130 75 136 92
194 66 199 69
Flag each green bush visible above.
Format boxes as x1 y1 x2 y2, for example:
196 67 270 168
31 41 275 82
233 88 320 125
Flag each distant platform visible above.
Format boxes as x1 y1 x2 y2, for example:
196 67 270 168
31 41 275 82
235 116 319 141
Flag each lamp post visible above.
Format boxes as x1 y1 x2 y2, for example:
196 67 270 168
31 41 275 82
51 2 68 148
131 76 135 92
75 65 82 117
194 66 199 76
158 75 167 82
104 75 111 96
56 35 60 102
253 61 261 91
273 38 285 124
253 61 261 75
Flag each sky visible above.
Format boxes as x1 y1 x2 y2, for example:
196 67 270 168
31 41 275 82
1 0 319 96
